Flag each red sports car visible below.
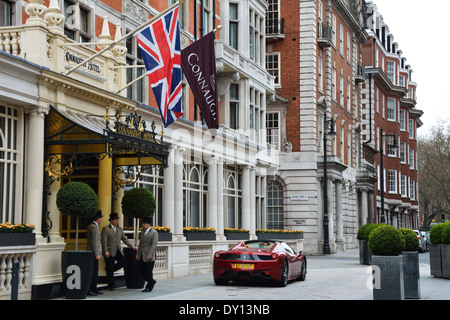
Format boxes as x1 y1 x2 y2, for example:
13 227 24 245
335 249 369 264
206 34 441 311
213 240 307 286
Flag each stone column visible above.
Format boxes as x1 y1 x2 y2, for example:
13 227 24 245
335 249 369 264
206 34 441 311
241 166 251 230
361 189 368 225
249 167 256 237
208 158 218 232
216 158 224 238
163 146 175 231
335 180 344 249
24 105 49 242
173 147 184 240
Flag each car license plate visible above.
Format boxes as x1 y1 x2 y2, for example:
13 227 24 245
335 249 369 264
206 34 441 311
233 263 254 269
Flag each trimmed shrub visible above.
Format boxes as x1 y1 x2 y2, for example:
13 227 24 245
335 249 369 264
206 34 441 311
430 223 448 244
441 223 450 245
400 228 419 251
357 224 370 240
56 181 98 219
121 187 156 219
368 224 405 256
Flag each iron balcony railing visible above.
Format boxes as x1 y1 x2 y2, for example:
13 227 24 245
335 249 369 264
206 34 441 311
266 18 285 35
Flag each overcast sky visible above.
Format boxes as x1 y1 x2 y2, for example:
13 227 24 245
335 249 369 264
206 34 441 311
370 0 450 137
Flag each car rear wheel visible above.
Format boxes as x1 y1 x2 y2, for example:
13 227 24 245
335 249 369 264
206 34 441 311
278 261 288 287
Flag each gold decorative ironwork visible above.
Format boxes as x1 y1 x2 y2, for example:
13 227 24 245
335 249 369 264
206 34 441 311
45 155 74 178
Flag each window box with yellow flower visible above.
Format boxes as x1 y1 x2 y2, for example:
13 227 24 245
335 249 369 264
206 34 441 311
224 228 249 240
0 223 36 246
256 229 304 240
183 227 216 241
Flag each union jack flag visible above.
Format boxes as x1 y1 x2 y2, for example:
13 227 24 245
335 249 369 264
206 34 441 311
136 7 183 127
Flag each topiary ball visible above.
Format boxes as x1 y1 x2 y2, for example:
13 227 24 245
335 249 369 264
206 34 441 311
399 228 419 251
121 187 156 219
357 224 370 240
363 223 381 240
430 223 447 244
368 224 405 256
441 223 450 245
56 181 99 219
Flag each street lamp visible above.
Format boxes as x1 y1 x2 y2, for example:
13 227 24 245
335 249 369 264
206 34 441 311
323 113 336 254
379 128 398 224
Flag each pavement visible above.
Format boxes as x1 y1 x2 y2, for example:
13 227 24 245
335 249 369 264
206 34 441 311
55 248 450 301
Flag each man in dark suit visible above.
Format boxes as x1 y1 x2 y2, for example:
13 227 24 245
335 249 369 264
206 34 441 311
86 210 103 296
136 216 158 292
101 213 137 290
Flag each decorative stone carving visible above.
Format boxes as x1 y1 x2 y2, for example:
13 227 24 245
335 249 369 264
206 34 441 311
111 24 127 58
45 0 65 27
25 0 47 19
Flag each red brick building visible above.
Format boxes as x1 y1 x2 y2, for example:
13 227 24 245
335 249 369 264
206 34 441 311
362 1 423 228
266 0 370 254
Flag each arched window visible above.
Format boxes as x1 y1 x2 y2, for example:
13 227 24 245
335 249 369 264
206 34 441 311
267 181 284 229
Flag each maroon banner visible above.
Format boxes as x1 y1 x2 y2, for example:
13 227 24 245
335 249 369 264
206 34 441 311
181 31 219 138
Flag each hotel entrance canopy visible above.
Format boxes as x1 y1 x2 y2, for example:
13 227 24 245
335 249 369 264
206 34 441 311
45 106 169 169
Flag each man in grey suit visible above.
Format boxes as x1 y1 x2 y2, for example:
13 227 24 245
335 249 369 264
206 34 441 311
136 216 158 292
101 213 137 290
86 210 103 296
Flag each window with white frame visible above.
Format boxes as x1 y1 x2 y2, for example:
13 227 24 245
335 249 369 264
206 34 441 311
229 84 239 130
202 0 212 36
318 55 323 92
387 61 395 84
400 109 406 130
183 160 208 227
400 174 407 197
347 32 351 63
267 181 283 229
388 169 397 193
0 105 23 224
387 97 396 121
126 33 145 103
63 0 92 43
408 119 415 139
340 74 344 107
229 2 238 49
347 81 351 112
332 68 336 100
266 0 280 34
224 166 242 228
332 15 336 46
0 0 12 26
249 87 265 144
249 9 264 65
399 75 405 87
409 148 415 169
339 24 344 56
266 112 280 150
400 142 406 163
137 167 164 226
266 52 280 86
410 180 416 200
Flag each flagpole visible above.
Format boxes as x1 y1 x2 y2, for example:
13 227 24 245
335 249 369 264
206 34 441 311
115 72 148 94
64 1 182 76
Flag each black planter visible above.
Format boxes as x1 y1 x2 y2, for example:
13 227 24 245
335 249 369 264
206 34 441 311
123 247 145 289
61 251 94 299
225 233 249 241
372 255 404 300
184 233 216 241
402 251 421 299
442 244 450 279
0 233 36 246
157 232 172 241
429 244 443 277
359 239 372 265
